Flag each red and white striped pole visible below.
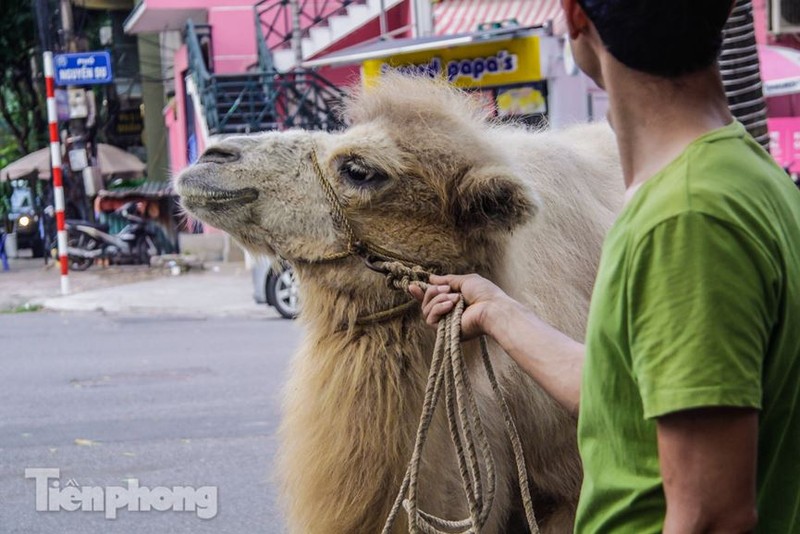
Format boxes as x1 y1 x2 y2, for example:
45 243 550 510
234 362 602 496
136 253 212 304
43 51 70 295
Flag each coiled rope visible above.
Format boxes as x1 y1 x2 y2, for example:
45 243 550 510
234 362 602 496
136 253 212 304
306 146 540 533
376 262 539 534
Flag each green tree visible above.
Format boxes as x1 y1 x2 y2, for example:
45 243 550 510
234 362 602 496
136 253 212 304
0 0 47 167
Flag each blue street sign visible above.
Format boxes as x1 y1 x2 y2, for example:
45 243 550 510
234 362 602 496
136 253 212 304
54 51 113 86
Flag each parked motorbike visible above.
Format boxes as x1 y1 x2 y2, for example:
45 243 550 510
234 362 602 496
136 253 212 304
62 202 160 271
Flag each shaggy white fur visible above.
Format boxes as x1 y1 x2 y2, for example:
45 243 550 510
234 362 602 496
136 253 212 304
177 75 624 533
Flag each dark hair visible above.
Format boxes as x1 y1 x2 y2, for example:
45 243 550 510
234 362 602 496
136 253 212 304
577 0 734 77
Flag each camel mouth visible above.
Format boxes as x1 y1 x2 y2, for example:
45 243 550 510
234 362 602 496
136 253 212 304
179 184 259 208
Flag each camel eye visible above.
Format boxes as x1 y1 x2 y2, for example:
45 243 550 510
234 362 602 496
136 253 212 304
339 158 385 187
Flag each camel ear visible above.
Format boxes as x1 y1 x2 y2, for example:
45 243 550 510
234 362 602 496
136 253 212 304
452 166 539 232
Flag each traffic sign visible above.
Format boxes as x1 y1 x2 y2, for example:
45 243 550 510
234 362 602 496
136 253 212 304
54 51 113 86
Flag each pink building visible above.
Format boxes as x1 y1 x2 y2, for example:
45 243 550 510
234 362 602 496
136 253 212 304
125 0 415 177
124 0 577 179
125 0 800 178
754 0 800 174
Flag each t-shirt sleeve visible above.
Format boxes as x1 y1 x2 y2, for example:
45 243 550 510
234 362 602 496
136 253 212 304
627 211 777 419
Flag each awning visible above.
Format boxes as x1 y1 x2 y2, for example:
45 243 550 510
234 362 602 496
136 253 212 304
433 0 563 36
303 25 542 69
96 144 147 177
759 44 800 98
123 0 207 34
0 144 146 182
0 148 51 181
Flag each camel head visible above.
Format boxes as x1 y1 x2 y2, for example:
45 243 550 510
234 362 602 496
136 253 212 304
176 75 539 303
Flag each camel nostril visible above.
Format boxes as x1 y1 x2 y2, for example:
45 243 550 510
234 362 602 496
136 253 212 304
199 145 241 164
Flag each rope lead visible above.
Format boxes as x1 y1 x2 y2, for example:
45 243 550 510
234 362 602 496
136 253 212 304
376 260 540 534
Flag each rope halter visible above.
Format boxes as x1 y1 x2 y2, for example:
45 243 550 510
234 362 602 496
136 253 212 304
307 142 436 270
303 143 437 326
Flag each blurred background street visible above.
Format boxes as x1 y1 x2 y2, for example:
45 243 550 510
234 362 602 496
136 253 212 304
0 252 161 313
1 249 297 533
0 308 298 534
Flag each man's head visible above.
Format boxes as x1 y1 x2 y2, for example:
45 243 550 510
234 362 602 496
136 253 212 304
562 0 735 83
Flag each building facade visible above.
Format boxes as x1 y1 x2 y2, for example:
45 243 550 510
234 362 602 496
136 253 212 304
123 0 800 180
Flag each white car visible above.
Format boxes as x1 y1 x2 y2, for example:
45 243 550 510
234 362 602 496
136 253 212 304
251 257 299 319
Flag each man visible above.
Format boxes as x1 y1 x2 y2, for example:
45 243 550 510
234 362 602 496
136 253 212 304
409 0 800 531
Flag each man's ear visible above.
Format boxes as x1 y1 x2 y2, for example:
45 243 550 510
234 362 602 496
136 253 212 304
451 165 539 233
561 0 591 40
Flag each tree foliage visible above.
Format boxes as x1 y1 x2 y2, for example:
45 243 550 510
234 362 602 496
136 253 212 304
0 0 47 168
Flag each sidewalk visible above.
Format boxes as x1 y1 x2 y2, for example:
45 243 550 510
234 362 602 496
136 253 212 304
0 257 276 318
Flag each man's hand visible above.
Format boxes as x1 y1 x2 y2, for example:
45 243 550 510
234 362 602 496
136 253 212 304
409 273 585 413
407 273 513 339
658 407 758 533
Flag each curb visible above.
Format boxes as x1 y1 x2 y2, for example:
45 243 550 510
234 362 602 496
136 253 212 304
34 268 278 319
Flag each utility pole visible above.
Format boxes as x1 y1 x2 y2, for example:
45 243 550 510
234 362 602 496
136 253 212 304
44 52 70 295
59 0 97 221
60 0 74 52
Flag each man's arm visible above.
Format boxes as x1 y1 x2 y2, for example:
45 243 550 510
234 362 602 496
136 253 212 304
657 407 759 533
409 274 584 414
485 295 584 415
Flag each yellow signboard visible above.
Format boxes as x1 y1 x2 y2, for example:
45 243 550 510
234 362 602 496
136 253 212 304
497 87 546 116
362 35 542 89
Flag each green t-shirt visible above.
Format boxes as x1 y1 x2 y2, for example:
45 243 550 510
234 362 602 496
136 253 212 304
575 121 800 533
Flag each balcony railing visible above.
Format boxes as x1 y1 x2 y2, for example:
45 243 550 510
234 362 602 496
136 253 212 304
185 20 345 136
255 0 361 52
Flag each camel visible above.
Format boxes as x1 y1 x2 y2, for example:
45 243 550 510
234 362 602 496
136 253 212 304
176 74 623 533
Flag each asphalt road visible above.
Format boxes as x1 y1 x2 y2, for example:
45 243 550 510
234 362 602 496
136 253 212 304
0 311 299 533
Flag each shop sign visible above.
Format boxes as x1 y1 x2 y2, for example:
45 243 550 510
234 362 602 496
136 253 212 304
114 109 144 137
362 35 542 89
496 86 546 116
764 77 800 98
